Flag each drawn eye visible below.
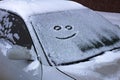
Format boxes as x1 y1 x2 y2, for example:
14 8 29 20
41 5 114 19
54 26 61 31
65 25 72 30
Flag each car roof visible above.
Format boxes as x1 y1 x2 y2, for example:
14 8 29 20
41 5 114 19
0 0 87 19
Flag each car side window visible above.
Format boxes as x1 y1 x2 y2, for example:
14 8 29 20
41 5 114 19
0 9 32 49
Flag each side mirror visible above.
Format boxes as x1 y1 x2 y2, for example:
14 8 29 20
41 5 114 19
7 45 34 60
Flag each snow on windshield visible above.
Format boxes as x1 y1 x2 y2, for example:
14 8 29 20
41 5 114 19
30 9 120 65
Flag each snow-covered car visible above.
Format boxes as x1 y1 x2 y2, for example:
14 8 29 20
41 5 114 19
0 0 120 80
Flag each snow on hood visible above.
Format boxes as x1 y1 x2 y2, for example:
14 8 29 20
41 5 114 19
58 50 120 80
0 0 87 19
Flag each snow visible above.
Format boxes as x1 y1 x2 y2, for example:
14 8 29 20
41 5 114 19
0 39 39 76
0 39 12 56
13 33 20 40
93 51 120 63
96 11 120 26
0 0 86 19
58 50 120 80
0 0 120 79
31 9 120 65
24 59 40 76
0 10 20 44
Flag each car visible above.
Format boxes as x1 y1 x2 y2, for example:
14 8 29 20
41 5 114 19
0 0 120 80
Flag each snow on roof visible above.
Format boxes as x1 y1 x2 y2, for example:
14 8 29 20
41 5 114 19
0 0 87 18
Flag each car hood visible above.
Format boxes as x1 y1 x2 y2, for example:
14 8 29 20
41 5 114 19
57 50 120 80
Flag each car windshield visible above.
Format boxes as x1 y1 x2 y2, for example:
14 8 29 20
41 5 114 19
30 9 120 66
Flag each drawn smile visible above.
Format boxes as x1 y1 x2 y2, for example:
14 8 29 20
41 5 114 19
56 33 76 40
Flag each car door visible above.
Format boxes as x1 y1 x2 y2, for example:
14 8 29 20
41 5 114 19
0 9 42 80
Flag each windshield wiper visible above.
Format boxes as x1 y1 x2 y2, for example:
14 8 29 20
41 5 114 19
58 52 104 66
58 47 120 66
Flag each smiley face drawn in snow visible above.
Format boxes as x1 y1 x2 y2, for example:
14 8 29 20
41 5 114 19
53 25 77 40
